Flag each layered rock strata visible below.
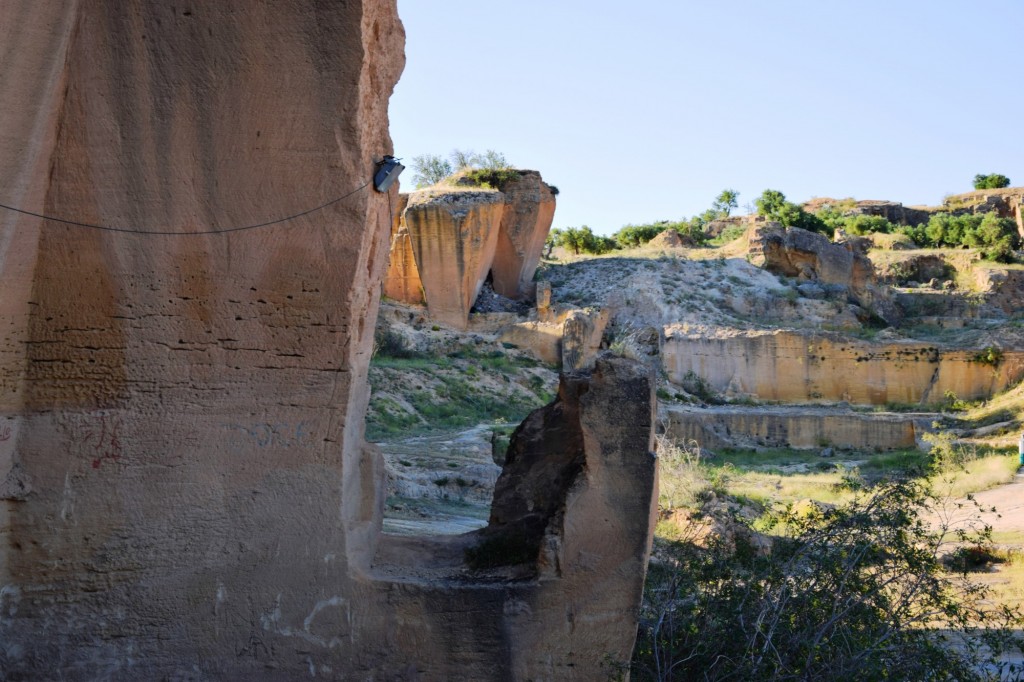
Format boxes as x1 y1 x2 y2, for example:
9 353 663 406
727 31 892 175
664 329 1024 405
662 404 927 452
0 4 654 679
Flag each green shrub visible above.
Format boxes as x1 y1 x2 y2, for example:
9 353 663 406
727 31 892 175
911 212 1019 261
632 479 1024 681
756 189 829 236
973 173 1011 190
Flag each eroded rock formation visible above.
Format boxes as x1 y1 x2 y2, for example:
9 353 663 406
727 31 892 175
382 171 557 327
747 222 901 324
403 189 505 329
0 4 654 678
662 404 925 452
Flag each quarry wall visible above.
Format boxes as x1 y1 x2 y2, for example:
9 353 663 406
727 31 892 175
0 3 654 679
664 330 1024 405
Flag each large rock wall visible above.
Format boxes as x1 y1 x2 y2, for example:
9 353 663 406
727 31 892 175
664 330 1024 405
0 2 404 676
0 5 655 678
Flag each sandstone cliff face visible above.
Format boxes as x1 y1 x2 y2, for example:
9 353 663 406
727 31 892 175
490 171 557 299
382 192 423 302
0 4 654 679
402 189 505 330
664 329 1024 405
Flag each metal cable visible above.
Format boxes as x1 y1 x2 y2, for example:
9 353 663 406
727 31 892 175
0 180 372 236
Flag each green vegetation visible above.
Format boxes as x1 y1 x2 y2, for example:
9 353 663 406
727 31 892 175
409 154 453 188
755 188 829 235
635 435 1024 680
409 148 514 188
902 212 1020 262
711 188 739 218
366 341 554 440
633 477 1024 681
548 226 617 255
973 173 1011 190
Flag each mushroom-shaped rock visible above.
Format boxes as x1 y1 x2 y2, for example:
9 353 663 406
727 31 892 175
403 189 505 329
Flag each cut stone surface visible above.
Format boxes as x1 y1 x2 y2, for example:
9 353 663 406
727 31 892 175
490 171 557 299
0 4 656 679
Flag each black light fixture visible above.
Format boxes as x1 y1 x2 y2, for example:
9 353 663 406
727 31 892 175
373 155 404 193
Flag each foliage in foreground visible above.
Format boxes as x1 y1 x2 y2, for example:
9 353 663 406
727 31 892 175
633 474 1024 681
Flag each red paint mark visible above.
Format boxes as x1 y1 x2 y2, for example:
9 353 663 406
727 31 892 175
0 425 11 442
79 415 123 469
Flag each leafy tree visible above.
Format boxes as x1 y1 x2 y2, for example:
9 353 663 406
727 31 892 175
450 149 483 171
632 475 1024 681
755 189 829 236
556 226 616 255
755 189 788 217
614 222 670 248
480 149 511 170
410 154 453 188
973 173 1011 190
711 189 739 218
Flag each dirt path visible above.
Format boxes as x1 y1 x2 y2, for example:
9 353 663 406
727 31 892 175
964 469 1024 543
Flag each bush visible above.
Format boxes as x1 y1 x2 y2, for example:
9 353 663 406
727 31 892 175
615 222 670 248
756 189 829 236
910 212 1020 261
632 478 1024 681
554 225 617 255
973 173 1011 190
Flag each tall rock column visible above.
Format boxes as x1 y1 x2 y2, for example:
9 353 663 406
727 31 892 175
490 170 557 299
404 189 505 329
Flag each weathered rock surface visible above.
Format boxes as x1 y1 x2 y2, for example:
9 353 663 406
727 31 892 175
490 170 557 299
562 308 610 371
0 4 655 679
747 223 901 324
382 192 423 303
664 329 1024 405
662 404 929 452
403 189 505 329
974 267 1024 316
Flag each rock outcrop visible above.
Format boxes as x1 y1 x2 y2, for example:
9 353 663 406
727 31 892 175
490 171 557 299
382 171 557 327
402 189 505 329
747 223 901 324
0 4 654 679
664 329 1024 405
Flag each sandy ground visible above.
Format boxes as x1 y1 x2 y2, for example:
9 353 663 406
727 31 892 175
965 469 1024 543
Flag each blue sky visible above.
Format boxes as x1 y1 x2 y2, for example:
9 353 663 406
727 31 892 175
390 1 1024 235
